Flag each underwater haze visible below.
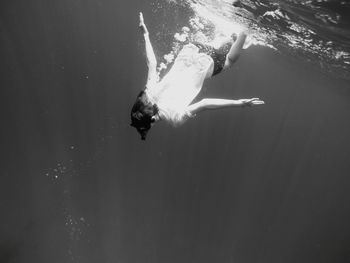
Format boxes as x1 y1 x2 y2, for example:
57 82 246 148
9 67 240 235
1 0 350 263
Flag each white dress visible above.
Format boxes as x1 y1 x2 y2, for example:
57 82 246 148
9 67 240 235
146 44 214 127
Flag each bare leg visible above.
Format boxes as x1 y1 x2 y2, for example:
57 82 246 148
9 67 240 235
223 32 247 70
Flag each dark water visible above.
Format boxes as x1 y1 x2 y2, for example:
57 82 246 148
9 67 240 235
1 1 350 263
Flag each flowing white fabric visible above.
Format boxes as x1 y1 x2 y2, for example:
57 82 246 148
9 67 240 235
147 44 214 126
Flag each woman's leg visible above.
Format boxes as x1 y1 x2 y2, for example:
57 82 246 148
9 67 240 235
223 32 247 70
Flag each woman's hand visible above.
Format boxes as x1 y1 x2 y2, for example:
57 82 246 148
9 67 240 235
240 98 265 107
139 12 148 35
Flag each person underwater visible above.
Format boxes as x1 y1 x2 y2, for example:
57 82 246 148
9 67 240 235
131 12 265 140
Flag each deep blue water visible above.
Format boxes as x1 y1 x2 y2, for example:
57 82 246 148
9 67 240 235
0 1 350 263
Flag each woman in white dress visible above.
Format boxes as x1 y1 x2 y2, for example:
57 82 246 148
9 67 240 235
131 12 264 140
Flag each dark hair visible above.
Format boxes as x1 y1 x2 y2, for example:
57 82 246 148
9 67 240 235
130 91 159 140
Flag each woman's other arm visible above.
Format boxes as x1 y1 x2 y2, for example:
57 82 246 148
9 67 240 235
187 98 265 115
139 12 158 87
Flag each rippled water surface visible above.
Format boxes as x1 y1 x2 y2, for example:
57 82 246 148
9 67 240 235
156 0 350 78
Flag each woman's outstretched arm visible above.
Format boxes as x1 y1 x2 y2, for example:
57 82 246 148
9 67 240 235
187 98 265 115
139 12 158 87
